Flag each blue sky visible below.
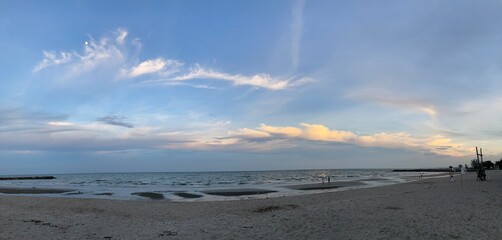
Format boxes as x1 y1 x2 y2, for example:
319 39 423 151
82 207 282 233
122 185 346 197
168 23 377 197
1 0 502 174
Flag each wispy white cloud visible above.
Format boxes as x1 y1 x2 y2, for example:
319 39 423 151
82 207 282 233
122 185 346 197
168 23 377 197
32 51 73 72
347 87 438 118
230 128 271 140
115 28 128 44
33 29 127 75
47 121 74 127
76 35 125 72
33 28 312 90
123 58 183 78
149 81 218 89
171 65 296 90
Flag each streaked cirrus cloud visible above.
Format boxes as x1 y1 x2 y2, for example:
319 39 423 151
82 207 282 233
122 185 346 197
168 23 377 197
122 58 183 78
33 28 312 90
170 65 295 90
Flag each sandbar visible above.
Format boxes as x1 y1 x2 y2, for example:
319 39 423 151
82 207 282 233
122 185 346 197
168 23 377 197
173 192 203 199
131 192 165 200
202 188 277 196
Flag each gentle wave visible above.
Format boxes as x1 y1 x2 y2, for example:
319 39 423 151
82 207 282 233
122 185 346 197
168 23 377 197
0 169 429 201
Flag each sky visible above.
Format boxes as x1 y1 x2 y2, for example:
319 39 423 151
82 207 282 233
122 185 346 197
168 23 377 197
1 0 502 174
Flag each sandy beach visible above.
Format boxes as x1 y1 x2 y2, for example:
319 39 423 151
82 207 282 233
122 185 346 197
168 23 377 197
1 171 501 240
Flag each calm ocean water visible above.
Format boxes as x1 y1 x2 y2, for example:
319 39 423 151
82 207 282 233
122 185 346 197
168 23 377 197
0 169 427 201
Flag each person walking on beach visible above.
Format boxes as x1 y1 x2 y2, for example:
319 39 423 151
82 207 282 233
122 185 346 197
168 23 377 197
477 168 487 181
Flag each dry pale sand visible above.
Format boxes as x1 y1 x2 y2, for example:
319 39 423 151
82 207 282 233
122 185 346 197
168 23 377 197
1 171 501 240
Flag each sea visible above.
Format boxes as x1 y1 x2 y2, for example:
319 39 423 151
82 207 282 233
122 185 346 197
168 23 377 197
0 169 429 202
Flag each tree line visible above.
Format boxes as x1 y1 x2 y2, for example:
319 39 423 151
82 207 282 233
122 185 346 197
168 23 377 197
470 158 502 170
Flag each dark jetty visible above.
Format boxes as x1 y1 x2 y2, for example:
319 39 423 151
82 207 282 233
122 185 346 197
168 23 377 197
0 187 73 194
392 169 452 172
0 176 56 180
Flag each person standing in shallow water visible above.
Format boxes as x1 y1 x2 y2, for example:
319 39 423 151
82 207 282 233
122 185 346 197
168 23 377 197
328 176 330 184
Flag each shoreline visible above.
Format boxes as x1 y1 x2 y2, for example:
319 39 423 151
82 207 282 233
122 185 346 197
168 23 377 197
0 172 452 201
0 171 451 201
0 169 441 201
0 177 410 201
1 171 500 239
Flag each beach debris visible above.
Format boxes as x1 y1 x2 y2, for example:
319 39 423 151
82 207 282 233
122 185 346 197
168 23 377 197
22 219 68 230
383 206 403 210
254 206 282 213
254 204 299 213
159 230 178 237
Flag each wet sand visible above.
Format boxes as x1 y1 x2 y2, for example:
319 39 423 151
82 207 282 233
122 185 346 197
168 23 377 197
284 181 364 190
0 171 501 239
